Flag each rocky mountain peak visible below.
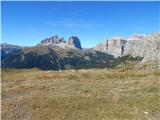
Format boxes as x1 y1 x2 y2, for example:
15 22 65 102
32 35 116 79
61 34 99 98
40 35 82 50
67 36 82 50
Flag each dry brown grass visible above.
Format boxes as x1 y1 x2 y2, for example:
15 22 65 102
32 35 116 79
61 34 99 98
1 68 160 120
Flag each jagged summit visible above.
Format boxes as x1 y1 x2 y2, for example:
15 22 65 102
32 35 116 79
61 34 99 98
40 35 82 50
40 35 65 45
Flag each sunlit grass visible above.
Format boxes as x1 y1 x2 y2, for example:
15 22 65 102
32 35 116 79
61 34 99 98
2 68 160 120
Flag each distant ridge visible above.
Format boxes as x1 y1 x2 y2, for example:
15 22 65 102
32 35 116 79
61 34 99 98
1 32 160 70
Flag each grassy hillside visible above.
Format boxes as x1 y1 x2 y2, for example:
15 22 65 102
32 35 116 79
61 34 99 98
2 45 144 70
2 66 160 120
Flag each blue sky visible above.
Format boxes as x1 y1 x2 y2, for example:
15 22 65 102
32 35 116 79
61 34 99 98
2 1 160 48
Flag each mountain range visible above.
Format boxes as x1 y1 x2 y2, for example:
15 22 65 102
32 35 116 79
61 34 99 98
1 32 160 70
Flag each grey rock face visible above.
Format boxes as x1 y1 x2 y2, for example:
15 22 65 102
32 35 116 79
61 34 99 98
94 37 127 57
67 36 82 50
93 32 160 61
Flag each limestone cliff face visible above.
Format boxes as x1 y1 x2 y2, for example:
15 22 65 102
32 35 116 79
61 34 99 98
93 32 160 61
124 32 160 61
94 38 127 57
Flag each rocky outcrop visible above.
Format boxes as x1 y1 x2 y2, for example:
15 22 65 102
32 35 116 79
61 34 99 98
94 37 127 57
40 35 82 50
67 36 82 50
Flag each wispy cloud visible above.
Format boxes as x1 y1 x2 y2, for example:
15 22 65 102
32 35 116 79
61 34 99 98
46 19 101 29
